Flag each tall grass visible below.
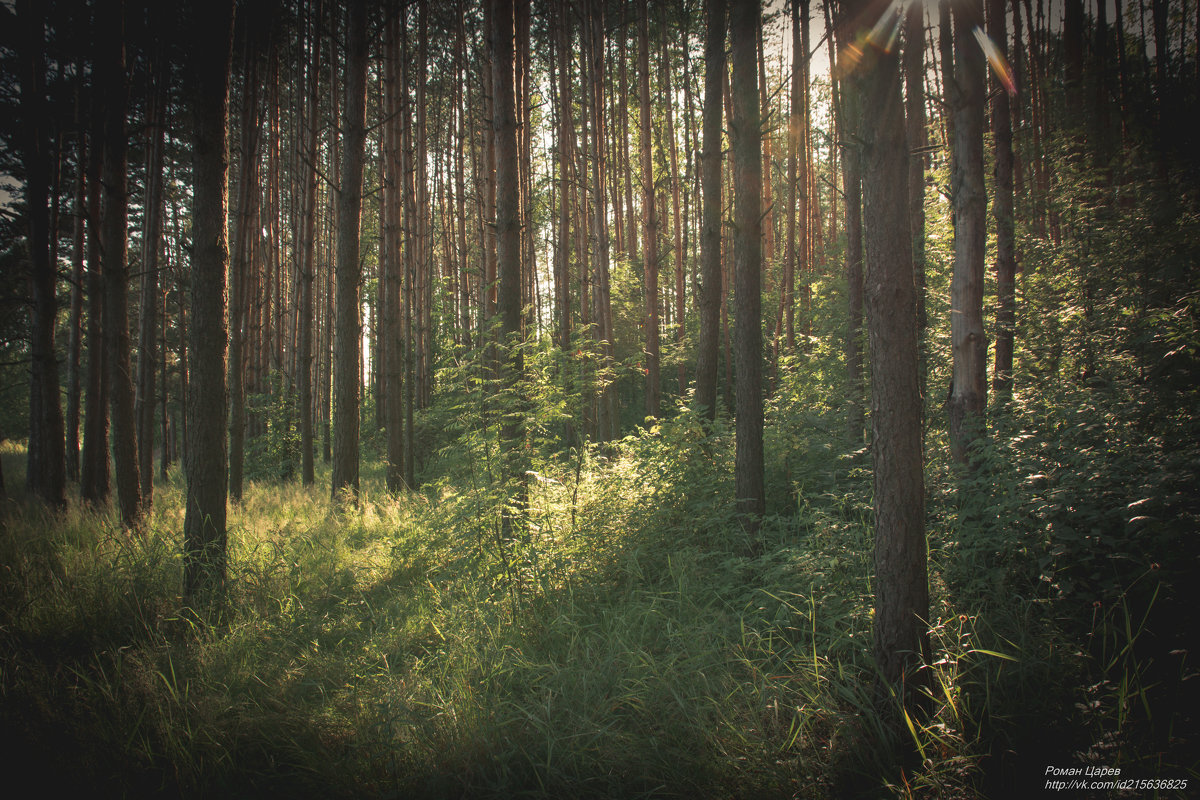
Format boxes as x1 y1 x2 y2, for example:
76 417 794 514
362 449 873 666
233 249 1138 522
1 377 1195 799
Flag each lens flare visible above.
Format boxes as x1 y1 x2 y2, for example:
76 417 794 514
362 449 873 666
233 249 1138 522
865 0 906 54
972 25 1017 97
834 1 1020 99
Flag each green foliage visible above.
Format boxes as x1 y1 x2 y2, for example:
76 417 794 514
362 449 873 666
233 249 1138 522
243 372 301 484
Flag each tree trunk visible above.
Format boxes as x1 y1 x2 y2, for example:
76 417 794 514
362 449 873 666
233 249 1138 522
990 0 1017 399
299 0 322 487
184 0 234 609
662 5 686 399
137 55 167 507
228 43 262 504
18 0 66 508
99 0 141 527
81 114 109 503
829 10 864 444
948 0 989 467
638 0 661 420
66 69 87 485
780 0 804 356
493 0 526 532
588 0 617 442
847 0 930 715
695 0 726 421
331 0 368 502
731 0 764 534
757 22 774 275
383 3 406 493
905 0 927 398
555 1 572 359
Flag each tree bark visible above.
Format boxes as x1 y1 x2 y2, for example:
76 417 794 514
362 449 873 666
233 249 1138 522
383 3 406 493
184 0 234 609
990 0 1017 399
638 0 661 420
731 0 764 534
905 0 927 398
695 0 725 421
948 0 989 467
66 69 87 486
493 0 526 532
137 54 167 507
331 0 369 502
847 0 931 714
99 0 141 527
298 0 322 487
661 4 686 399
829 9 864 444
228 41 262 503
18 0 66 508
588 0 617 442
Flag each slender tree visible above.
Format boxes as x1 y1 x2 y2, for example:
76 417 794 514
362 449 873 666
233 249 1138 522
331 0 369 501
99 0 142 527
846 0 931 713
80 85 109 506
948 0 988 466
383 3 405 493
905 0 927 391
638 0 661 419
990 0 1016 398
184 0 235 609
18 0 66 508
136 50 167 507
493 0 525 531
298 0 322 487
695 0 726 420
829 4 864 443
731 0 764 534
66 67 88 486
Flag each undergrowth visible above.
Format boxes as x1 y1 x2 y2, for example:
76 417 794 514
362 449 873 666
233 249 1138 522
0 365 1197 798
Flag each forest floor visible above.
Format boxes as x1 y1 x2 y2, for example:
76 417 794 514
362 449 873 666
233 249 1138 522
1 386 1197 798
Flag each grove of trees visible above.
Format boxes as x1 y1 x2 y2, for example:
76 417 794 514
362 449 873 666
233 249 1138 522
1 0 1198 795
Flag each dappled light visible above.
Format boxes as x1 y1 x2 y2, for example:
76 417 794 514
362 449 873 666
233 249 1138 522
1 0 1198 796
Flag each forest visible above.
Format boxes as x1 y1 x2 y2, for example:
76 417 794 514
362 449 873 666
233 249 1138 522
0 0 1198 795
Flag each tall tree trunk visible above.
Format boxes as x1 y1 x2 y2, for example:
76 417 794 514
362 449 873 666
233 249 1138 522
829 8 864 444
66 70 87 485
384 3 406 493
401 11 417 488
781 0 805 355
99 0 141 527
299 0 322 487
184 0 235 609
905 0 927 398
80 114 110 505
18 0 66 507
731 0 764 534
758 21 774 275
493 0 526 532
228 43 262 504
589 0 617 441
619 4 637 261
662 5 686 399
638 0 661 420
948 0 989 467
555 1 573 360
695 0 726 420
990 0 1017 399
847 0 931 715
137 54 167 507
331 0 368 502
417 0 432 410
